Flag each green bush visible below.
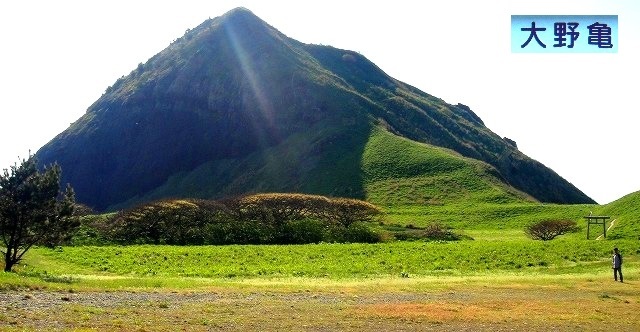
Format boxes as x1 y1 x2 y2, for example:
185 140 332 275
82 194 384 245
279 219 327 244
388 222 463 242
423 222 461 241
341 222 381 243
70 214 114 246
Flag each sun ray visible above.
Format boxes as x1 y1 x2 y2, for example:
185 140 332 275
222 21 280 149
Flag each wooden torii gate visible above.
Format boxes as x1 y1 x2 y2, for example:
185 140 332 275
584 215 610 239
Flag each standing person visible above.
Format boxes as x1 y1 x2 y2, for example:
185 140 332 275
612 248 623 282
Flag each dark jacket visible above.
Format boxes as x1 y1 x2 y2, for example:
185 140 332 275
612 253 622 269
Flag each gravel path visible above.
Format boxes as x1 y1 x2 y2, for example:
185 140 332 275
0 289 634 331
0 289 467 313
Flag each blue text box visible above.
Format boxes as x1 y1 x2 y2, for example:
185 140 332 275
512 15 618 53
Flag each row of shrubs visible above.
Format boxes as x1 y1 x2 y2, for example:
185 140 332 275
72 193 580 245
76 193 383 245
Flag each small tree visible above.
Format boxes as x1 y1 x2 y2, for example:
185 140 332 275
526 220 578 241
0 156 77 272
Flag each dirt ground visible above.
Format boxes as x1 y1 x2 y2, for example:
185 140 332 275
1 283 638 331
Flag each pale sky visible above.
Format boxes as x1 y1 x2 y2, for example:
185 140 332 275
0 0 638 204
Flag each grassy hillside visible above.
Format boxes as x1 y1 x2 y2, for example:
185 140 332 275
598 190 640 240
362 127 532 207
121 125 534 211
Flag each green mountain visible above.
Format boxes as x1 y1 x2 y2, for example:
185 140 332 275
36 8 594 211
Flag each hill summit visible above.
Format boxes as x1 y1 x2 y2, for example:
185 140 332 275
36 8 594 211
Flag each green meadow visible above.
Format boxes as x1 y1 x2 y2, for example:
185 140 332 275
4 190 639 286
8 238 638 281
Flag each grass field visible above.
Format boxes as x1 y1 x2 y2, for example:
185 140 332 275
9 239 638 280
